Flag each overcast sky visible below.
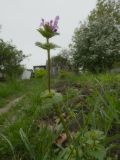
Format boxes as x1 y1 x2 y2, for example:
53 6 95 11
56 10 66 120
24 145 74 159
0 0 97 69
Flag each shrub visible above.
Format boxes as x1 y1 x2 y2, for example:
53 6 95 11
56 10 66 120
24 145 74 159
34 69 47 78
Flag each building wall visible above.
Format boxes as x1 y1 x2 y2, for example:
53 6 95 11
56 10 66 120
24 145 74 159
21 70 32 80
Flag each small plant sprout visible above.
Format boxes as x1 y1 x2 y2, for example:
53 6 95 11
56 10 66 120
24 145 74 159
36 16 60 94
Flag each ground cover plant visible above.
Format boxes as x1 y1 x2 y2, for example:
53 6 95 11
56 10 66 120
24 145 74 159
0 72 119 160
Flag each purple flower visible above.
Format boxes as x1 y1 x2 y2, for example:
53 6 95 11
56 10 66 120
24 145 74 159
39 16 60 33
40 18 44 26
54 16 59 26
53 16 59 32
50 20 53 26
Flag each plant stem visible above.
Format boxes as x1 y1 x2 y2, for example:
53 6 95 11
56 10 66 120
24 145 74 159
47 39 51 93
55 105 79 158
55 105 72 142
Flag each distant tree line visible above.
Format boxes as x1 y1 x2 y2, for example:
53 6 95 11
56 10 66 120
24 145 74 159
51 49 72 71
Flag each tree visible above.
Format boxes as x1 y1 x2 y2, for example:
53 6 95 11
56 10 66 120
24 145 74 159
51 49 72 71
0 39 25 79
71 0 120 72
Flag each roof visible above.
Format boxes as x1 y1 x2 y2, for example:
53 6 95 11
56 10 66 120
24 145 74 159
33 65 46 70
33 65 46 68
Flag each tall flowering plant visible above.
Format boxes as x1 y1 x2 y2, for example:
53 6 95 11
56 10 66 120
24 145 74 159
36 16 60 93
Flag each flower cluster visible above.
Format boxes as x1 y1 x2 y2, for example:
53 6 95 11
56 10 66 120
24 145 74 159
40 16 59 32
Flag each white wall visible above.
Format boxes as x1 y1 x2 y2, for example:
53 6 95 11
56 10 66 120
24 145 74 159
21 70 32 80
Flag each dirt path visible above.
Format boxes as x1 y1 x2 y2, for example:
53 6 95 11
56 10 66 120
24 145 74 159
0 96 24 114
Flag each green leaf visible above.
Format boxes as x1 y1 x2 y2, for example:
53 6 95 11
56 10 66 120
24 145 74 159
37 28 59 39
41 90 56 98
19 128 36 160
0 133 16 160
40 90 63 105
52 92 63 105
89 146 106 160
35 42 60 50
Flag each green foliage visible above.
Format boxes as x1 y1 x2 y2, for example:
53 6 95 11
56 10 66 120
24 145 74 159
0 79 48 160
57 130 106 160
71 0 120 72
59 70 71 79
0 80 26 108
35 42 59 50
19 128 35 160
0 39 25 79
75 130 106 160
0 133 16 160
34 69 47 78
0 73 119 160
37 25 59 39
41 89 63 105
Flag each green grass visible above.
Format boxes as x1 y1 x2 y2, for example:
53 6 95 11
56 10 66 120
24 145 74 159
0 78 47 108
0 80 27 108
0 73 120 160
